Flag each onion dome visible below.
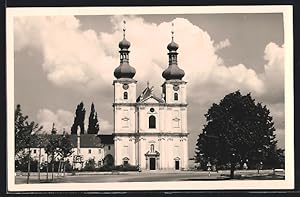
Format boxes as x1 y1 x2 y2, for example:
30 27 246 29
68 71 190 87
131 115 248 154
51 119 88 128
114 62 136 79
167 40 179 51
162 65 185 80
119 38 131 49
162 23 185 80
114 20 136 79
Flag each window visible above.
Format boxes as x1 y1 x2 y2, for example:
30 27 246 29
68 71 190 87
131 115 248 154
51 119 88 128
88 149 92 154
99 149 101 154
150 144 155 152
33 149 36 154
174 93 178 101
124 92 128 100
108 145 111 150
149 115 156 128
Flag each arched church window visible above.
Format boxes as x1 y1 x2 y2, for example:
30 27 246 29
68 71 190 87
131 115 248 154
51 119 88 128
149 115 156 128
174 93 178 101
124 92 128 100
150 144 155 152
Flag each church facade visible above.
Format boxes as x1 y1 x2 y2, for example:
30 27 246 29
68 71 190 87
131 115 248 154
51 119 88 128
113 25 189 171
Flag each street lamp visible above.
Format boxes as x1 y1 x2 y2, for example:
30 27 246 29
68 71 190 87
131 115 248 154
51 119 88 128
257 149 263 174
230 148 236 179
206 159 212 177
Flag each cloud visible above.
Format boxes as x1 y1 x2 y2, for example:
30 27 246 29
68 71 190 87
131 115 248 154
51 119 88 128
14 16 271 97
214 38 231 51
259 42 284 103
14 16 284 98
36 108 74 134
37 108 113 134
14 16 117 92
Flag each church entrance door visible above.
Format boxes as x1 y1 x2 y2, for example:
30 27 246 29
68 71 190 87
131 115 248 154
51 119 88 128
150 158 156 170
175 160 180 170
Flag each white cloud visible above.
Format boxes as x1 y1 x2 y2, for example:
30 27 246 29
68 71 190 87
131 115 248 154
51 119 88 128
259 42 284 103
36 108 74 134
14 16 284 99
37 108 113 134
214 38 231 51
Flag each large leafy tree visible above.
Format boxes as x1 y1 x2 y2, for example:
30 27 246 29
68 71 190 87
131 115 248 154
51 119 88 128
87 103 100 134
71 102 86 135
195 91 284 178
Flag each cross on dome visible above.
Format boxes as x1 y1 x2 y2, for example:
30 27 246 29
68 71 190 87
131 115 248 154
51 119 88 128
123 20 126 39
162 21 185 80
171 22 174 41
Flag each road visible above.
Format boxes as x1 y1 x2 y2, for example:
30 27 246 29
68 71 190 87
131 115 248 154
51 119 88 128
15 170 284 184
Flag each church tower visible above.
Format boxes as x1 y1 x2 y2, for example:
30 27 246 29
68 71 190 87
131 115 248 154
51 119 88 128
113 21 137 166
161 24 189 169
161 24 187 105
112 22 188 170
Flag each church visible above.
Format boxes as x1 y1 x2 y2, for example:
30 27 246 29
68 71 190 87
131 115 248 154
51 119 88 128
112 24 189 171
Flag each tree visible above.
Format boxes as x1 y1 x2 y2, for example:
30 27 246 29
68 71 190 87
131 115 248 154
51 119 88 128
15 104 43 155
195 91 283 178
57 131 74 177
44 124 60 181
103 154 114 167
71 102 86 135
15 104 43 183
87 103 100 134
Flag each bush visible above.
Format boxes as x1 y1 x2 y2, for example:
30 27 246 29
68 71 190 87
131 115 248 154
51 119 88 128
15 154 39 172
97 165 115 172
96 164 139 172
115 164 139 171
64 160 73 172
82 158 96 171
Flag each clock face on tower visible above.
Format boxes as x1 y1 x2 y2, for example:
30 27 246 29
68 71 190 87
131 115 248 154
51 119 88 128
123 84 129 90
173 85 179 91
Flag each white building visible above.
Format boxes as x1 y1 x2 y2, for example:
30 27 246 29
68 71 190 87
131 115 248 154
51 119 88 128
112 26 189 171
29 134 114 169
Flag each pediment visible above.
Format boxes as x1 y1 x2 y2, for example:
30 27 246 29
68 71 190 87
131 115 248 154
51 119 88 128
139 95 164 104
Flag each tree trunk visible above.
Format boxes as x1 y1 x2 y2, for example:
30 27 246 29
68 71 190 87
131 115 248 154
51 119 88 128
51 162 54 181
57 160 61 177
46 155 49 181
230 162 235 179
27 148 31 184
64 161 66 177
38 147 41 182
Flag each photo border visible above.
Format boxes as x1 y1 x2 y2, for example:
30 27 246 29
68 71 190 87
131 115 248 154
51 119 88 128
4 4 295 194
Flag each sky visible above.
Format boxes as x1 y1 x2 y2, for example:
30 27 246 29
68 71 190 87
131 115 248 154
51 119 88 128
14 13 285 158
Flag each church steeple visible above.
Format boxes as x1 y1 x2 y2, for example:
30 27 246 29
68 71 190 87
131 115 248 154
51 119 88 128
114 20 136 79
162 23 185 81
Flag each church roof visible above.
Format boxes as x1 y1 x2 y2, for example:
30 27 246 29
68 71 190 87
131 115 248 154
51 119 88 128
97 134 114 145
136 86 165 103
70 134 114 148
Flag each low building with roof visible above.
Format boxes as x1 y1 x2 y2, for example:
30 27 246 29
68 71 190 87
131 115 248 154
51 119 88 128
29 134 114 170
